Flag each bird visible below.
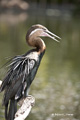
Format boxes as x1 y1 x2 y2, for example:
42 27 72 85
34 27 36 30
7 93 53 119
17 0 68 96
0 24 61 120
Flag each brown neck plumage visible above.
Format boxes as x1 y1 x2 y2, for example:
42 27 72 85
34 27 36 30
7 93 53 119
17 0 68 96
26 35 46 53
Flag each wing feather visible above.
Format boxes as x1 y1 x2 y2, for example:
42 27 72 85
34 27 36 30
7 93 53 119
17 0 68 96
0 55 37 104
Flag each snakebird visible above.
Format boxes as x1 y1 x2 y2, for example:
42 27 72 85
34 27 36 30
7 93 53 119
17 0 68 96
0 24 61 120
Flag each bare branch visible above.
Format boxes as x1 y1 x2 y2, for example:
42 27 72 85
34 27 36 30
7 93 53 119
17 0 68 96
0 80 35 120
0 80 2 87
14 96 35 120
0 80 2 86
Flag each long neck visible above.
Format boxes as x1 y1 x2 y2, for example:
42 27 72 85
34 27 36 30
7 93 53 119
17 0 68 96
26 36 46 53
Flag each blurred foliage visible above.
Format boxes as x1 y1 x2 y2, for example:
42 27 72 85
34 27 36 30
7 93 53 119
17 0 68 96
25 0 79 4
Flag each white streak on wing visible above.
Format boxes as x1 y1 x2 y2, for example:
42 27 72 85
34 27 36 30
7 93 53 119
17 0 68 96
13 61 22 70
7 61 16 67
27 59 29 74
13 56 24 61
29 28 41 36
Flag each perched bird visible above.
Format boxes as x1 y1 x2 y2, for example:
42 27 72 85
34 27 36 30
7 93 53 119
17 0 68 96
0 24 61 120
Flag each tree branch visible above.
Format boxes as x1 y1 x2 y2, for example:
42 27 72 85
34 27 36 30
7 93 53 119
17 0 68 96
0 80 2 86
0 80 35 120
14 95 35 120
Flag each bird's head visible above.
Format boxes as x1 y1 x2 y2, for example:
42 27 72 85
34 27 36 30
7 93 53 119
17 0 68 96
26 24 61 42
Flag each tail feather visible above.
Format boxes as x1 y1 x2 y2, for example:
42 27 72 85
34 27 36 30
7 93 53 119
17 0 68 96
5 102 8 119
5 99 17 120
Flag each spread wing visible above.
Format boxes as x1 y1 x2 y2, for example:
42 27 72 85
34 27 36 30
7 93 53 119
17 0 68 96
0 55 37 105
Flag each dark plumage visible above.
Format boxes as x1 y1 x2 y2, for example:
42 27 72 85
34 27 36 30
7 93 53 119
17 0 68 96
0 24 61 120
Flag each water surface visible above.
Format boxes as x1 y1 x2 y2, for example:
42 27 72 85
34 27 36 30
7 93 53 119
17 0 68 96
0 14 80 120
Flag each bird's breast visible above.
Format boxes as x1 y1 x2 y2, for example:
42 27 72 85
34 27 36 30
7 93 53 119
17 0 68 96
26 51 39 61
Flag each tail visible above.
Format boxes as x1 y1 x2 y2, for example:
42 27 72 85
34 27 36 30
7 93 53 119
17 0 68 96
5 99 17 120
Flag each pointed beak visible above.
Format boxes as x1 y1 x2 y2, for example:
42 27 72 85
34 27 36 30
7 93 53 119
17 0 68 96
45 29 61 42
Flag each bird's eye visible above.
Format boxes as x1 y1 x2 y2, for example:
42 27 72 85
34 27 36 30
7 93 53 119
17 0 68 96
43 28 46 30
43 28 47 31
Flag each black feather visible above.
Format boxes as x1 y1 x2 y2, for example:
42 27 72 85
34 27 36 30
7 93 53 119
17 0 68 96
0 49 45 120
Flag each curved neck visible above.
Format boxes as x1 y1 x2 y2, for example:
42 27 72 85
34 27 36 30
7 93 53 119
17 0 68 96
26 36 46 53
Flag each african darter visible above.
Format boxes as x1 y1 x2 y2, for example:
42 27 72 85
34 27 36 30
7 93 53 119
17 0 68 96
0 24 61 120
